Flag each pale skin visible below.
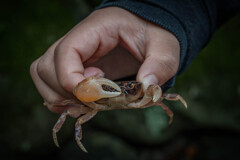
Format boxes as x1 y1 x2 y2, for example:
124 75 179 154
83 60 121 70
30 7 180 114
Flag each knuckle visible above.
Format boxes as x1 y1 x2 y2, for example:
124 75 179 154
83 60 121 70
36 58 49 78
166 59 179 76
160 55 179 75
54 41 66 57
164 62 178 78
30 59 39 77
154 55 179 81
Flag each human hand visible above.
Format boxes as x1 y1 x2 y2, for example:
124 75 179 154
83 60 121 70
30 7 180 113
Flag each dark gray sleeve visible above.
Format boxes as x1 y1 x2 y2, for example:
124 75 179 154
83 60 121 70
96 0 240 91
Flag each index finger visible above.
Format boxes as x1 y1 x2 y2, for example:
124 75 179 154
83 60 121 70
53 22 104 93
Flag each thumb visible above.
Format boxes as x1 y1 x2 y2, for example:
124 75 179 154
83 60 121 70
137 54 179 90
137 26 180 90
137 41 180 90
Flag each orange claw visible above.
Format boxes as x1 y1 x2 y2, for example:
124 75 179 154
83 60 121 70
73 77 121 102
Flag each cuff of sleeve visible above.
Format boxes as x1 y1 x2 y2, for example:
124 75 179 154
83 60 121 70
96 1 188 91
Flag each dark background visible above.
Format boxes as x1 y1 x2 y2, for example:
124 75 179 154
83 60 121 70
1 0 240 159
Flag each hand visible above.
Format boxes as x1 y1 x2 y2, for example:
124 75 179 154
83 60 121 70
30 7 180 113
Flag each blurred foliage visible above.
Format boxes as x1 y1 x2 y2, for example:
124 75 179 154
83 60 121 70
0 0 240 160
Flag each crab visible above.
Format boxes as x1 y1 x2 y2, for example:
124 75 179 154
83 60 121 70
44 76 187 152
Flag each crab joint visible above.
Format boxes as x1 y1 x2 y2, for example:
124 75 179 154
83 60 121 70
73 77 121 102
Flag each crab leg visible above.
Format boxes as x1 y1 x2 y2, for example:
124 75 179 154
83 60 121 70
128 84 162 108
75 109 98 153
52 110 68 147
82 101 109 110
162 93 188 108
52 106 90 148
157 102 174 124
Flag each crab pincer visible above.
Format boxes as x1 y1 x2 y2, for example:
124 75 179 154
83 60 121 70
73 77 122 102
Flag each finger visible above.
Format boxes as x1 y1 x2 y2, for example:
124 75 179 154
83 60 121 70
30 58 68 113
137 29 180 89
37 39 72 98
54 19 118 93
83 67 105 78
54 40 86 93
137 54 179 86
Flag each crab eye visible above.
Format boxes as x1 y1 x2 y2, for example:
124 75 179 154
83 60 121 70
73 77 121 102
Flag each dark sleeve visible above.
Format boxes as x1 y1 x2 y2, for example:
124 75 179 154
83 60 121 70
96 0 240 91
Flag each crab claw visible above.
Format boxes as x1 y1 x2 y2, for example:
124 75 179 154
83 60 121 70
151 85 162 103
73 77 121 102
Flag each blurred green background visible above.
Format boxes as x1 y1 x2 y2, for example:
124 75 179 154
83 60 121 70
1 0 240 159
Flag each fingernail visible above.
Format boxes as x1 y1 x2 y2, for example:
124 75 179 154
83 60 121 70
96 72 105 78
142 74 158 90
